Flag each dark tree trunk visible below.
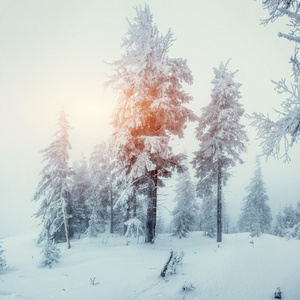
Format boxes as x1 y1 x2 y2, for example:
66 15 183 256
66 190 71 249
110 188 114 234
109 160 114 234
133 188 137 218
152 169 158 237
123 200 130 235
217 161 222 243
145 171 155 243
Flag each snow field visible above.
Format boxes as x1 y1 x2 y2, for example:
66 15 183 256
1 232 300 300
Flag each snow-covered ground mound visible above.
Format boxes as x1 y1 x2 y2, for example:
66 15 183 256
1 232 299 300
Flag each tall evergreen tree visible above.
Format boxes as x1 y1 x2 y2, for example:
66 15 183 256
239 157 272 236
107 5 196 243
172 161 199 238
33 109 73 248
192 60 248 242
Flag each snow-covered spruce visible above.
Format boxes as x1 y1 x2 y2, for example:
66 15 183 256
192 60 248 242
33 109 73 248
0 239 7 270
274 201 300 239
274 205 295 237
85 204 106 237
172 159 199 238
107 4 196 243
239 157 272 237
39 238 61 269
287 201 300 239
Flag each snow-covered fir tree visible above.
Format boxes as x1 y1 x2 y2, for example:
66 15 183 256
33 109 73 248
250 0 300 162
85 204 106 237
39 237 61 268
273 205 295 237
239 157 272 236
192 60 248 242
0 239 7 270
85 142 113 235
107 4 196 243
69 154 90 236
172 161 199 238
274 202 300 239
290 202 300 239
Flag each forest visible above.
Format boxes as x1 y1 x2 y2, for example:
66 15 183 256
0 0 300 291
16 0 297 254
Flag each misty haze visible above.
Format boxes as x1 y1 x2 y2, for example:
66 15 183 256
0 1 299 299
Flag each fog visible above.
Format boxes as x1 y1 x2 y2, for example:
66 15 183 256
0 0 299 237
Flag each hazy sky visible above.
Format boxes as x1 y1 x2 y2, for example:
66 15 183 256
0 0 299 236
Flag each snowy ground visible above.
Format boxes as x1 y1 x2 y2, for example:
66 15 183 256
0 231 300 300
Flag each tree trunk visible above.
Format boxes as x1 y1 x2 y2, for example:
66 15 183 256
123 201 130 235
62 189 71 249
110 189 114 234
152 169 158 237
217 161 222 243
145 172 155 243
63 211 71 249
133 188 137 218
109 160 114 234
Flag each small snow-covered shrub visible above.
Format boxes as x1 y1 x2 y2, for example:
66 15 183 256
39 238 61 268
0 239 7 270
85 206 106 238
124 218 144 238
160 250 184 277
182 282 195 292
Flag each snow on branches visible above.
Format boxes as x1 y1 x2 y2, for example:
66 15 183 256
238 157 272 236
250 78 300 162
250 0 300 162
192 60 248 242
124 218 144 238
107 4 196 243
39 238 61 269
33 109 73 248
